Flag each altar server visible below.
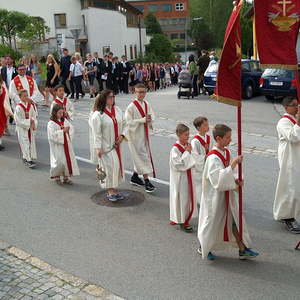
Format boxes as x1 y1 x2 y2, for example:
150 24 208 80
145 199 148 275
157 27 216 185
125 83 156 193
198 124 259 260
47 104 79 184
274 96 300 233
169 124 196 232
14 89 38 168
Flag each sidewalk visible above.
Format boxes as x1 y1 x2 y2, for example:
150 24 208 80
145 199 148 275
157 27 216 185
0 241 123 300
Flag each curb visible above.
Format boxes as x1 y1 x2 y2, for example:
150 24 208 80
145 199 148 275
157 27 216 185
0 240 124 300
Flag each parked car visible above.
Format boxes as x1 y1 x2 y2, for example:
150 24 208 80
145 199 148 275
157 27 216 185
203 59 263 99
259 68 299 101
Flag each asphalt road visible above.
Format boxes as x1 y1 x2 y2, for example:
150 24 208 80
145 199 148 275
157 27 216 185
0 88 299 300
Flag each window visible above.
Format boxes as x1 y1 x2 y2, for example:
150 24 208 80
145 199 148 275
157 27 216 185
170 33 178 40
170 18 179 24
148 4 158 12
242 62 251 72
124 45 127 58
161 4 172 12
130 45 133 60
175 3 184 11
102 46 111 56
54 14 67 28
180 33 185 39
134 5 144 12
91 0 116 10
134 45 137 59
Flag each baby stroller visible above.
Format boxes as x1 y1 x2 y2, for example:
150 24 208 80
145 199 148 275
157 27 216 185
177 69 193 99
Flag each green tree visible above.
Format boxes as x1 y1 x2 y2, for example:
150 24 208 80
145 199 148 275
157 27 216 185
19 16 49 42
241 3 253 58
146 34 175 62
0 44 22 60
144 13 163 35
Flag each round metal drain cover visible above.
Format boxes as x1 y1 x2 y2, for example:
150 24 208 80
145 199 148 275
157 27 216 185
91 189 145 207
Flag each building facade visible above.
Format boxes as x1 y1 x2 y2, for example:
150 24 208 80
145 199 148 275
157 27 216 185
127 0 189 42
1 0 147 58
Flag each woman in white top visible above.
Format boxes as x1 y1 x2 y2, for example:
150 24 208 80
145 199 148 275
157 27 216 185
90 89 127 201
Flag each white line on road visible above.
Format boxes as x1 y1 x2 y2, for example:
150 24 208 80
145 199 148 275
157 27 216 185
76 156 170 186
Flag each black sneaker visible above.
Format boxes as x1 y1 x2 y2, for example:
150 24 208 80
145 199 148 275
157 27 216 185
130 173 144 187
22 159 28 165
284 219 300 234
145 179 156 193
27 161 36 168
70 94 74 99
0 145 4 151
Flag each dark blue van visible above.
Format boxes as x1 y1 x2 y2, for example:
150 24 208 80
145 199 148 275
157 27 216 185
203 59 263 99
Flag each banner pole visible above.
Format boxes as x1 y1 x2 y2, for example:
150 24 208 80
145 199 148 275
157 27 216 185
237 105 243 242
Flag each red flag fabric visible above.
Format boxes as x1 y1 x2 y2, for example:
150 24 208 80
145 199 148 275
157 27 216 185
254 0 300 70
214 0 243 107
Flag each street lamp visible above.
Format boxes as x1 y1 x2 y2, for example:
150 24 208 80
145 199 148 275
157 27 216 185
184 17 203 63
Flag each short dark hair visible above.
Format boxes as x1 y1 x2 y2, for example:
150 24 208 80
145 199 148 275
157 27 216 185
62 48 68 52
50 104 64 122
176 123 189 135
54 84 65 92
5 54 13 59
282 96 297 107
134 83 146 90
193 116 208 129
93 89 114 113
213 124 232 140
17 64 25 69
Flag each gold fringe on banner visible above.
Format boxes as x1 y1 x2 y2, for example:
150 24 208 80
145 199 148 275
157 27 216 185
260 64 298 70
212 94 241 107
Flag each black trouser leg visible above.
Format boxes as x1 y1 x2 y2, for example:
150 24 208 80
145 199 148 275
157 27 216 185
122 75 129 94
61 76 70 95
193 75 199 96
74 76 82 99
97 77 103 92
70 78 75 97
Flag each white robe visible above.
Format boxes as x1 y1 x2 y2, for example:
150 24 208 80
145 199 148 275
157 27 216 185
50 98 75 121
47 119 80 177
125 99 155 175
90 106 127 189
191 134 213 205
9 75 44 107
1 84 13 116
198 147 251 259
169 142 197 224
274 114 300 220
14 102 38 161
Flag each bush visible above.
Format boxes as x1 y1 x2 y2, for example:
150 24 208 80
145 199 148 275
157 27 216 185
0 45 22 60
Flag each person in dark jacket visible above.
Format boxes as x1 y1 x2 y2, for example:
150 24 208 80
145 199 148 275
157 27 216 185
120 55 131 94
197 50 210 95
112 56 122 95
59 48 71 96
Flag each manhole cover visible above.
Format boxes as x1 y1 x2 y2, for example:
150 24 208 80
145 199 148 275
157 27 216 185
91 189 145 207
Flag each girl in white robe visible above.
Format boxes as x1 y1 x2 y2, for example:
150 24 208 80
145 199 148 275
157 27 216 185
273 97 300 233
169 124 196 232
191 117 213 206
125 83 156 193
14 89 38 168
198 124 258 260
47 104 79 184
90 90 126 201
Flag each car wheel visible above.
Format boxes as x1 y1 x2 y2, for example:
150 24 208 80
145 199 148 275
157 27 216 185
243 83 254 99
265 95 275 101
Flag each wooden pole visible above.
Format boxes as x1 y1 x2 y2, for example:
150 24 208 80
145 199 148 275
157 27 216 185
253 15 258 60
237 105 243 241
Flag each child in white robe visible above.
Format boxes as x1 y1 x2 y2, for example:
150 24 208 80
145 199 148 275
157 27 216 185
47 104 79 184
14 89 38 168
191 116 213 207
50 84 74 121
125 83 156 193
90 90 127 202
274 96 300 233
169 124 196 232
197 124 259 260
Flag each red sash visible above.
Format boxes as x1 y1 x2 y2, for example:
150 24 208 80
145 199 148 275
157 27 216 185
173 143 195 226
14 75 34 96
54 120 73 176
207 148 231 242
54 98 69 119
133 100 156 177
18 102 33 143
194 134 211 155
0 86 7 136
103 106 123 177
282 115 296 125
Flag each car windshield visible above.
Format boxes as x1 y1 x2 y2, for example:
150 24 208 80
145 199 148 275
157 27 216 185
206 62 219 73
263 69 293 78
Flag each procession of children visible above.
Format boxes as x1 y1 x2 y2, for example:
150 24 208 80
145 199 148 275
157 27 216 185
3 72 300 261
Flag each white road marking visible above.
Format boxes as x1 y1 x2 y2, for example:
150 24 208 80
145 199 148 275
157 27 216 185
75 156 170 186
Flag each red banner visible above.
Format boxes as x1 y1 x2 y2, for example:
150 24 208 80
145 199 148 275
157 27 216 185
254 0 300 70
214 0 243 107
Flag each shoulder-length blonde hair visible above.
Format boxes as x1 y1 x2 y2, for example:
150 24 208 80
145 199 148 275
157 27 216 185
47 54 58 65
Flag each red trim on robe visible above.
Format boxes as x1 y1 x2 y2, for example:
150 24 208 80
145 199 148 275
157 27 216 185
207 149 231 242
103 106 123 177
282 115 296 125
53 120 73 176
173 143 195 226
193 134 211 155
14 75 34 96
133 100 156 177
18 102 33 143
54 98 70 119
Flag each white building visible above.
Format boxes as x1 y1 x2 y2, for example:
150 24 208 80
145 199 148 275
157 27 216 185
0 0 147 58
